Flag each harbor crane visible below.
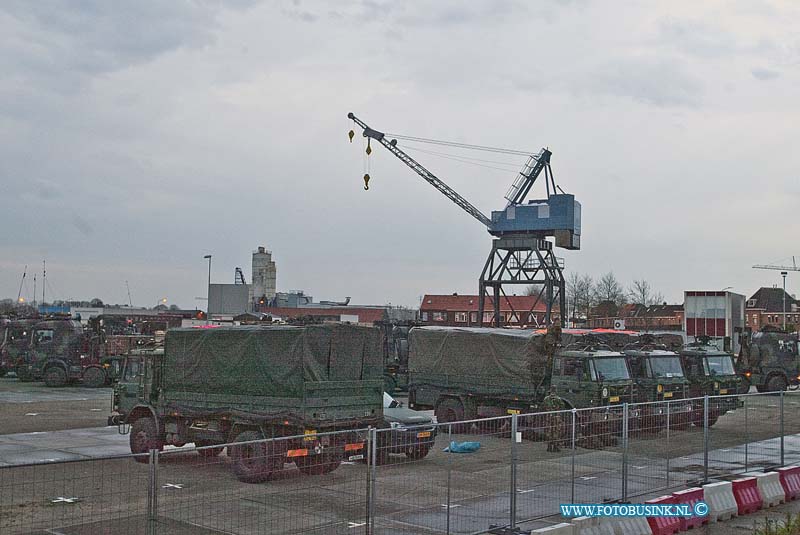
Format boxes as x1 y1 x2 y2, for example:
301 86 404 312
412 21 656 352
348 112 582 327
753 256 799 331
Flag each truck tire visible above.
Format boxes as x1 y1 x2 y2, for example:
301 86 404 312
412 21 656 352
230 430 272 483
130 418 163 462
82 367 106 388
15 365 33 382
0 366 6 378
406 444 431 460
295 453 341 475
196 440 224 458
767 375 788 393
435 398 465 432
44 367 67 388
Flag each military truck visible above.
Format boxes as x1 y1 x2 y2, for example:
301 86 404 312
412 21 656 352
0 318 37 377
374 320 416 394
110 324 384 483
622 343 692 431
680 341 740 426
737 328 800 392
407 327 636 440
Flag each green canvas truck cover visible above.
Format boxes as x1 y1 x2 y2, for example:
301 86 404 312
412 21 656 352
162 324 383 397
409 327 551 391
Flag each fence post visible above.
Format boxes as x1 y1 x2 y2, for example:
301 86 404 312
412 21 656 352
703 395 709 484
446 423 452 535
147 448 159 535
571 409 576 504
368 427 377 534
510 413 518 528
744 397 749 472
780 390 785 467
622 403 629 502
666 401 670 489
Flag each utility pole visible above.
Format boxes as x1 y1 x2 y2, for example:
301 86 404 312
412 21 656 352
204 255 212 325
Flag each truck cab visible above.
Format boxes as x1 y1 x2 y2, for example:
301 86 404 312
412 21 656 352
0 318 36 378
737 329 800 392
551 347 634 408
623 346 692 431
680 343 740 426
18 319 87 386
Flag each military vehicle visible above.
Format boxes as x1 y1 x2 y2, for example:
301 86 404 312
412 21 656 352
374 392 436 464
680 340 740 426
375 320 416 394
0 318 37 377
737 328 800 392
407 327 636 440
110 324 384 483
622 343 692 431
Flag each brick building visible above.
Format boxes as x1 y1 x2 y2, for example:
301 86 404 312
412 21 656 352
745 287 800 331
419 294 549 327
589 303 684 331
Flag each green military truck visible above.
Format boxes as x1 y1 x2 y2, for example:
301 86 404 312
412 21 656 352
680 341 740 426
407 327 636 438
622 344 692 431
737 328 800 392
0 318 38 377
110 324 384 482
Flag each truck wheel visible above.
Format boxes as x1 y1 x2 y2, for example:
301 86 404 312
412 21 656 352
196 440 224 458
435 398 465 432
15 365 32 382
767 375 788 393
44 367 67 388
738 378 751 394
405 444 431 460
230 431 271 483
0 366 6 378
130 418 163 462
295 453 341 475
82 367 106 388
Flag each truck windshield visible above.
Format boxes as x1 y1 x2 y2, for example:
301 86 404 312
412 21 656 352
704 356 735 376
648 356 684 378
592 358 630 381
123 359 142 381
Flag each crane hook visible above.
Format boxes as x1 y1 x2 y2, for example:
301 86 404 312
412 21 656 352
348 129 355 142
366 138 372 155
363 173 370 190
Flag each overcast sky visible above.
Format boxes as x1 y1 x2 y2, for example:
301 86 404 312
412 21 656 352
1 0 798 309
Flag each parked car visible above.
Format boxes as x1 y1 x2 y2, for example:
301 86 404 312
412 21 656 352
375 393 437 463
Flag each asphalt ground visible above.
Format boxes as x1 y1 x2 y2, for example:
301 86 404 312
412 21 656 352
1 379 799 534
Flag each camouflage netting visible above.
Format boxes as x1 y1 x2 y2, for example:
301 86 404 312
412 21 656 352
409 327 551 389
163 324 383 397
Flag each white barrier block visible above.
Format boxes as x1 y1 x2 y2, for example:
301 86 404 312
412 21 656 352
572 515 616 535
753 472 786 507
610 516 652 535
703 481 739 522
532 522 575 534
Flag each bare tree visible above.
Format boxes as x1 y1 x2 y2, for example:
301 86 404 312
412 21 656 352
628 279 664 307
524 284 544 297
567 273 594 323
594 272 626 305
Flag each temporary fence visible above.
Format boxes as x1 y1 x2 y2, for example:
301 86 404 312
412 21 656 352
2 391 799 534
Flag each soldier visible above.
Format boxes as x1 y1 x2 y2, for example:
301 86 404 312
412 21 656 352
542 385 565 452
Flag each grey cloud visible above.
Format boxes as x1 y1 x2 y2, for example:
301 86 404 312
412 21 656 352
568 57 703 107
751 67 780 80
72 215 93 237
656 18 740 58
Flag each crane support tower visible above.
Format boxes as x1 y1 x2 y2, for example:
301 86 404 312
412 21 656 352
348 112 581 327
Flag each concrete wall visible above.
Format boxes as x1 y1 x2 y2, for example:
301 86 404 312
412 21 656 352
209 284 249 315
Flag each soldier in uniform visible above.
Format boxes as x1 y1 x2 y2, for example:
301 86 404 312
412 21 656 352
542 385 565 452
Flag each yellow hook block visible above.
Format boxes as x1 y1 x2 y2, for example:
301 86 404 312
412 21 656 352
363 173 370 190
366 138 372 155
348 130 355 142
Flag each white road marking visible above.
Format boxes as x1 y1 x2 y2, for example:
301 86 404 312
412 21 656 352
517 488 536 494
25 413 39 416
162 483 184 489
441 504 462 509
580 476 597 480
51 497 79 504
348 522 366 528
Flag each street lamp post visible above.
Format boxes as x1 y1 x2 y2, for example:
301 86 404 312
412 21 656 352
204 255 212 325
782 271 788 331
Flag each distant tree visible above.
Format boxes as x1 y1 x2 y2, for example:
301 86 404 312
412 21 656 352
90 298 104 308
567 272 595 323
524 284 544 297
169 304 179 311
594 272 626 306
628 279 664 307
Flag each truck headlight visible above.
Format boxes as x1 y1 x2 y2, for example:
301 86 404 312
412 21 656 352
602 387 608 398
714 382 719 390
657 384 663 393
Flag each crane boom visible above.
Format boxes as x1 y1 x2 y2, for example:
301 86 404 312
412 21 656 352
753 257 799 271
348 112 492 228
